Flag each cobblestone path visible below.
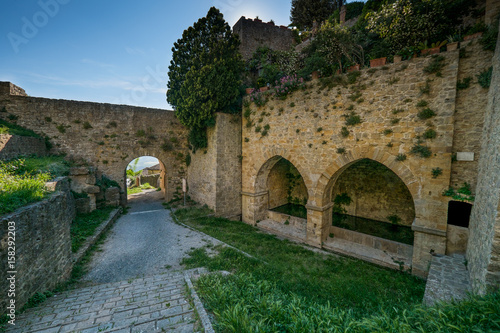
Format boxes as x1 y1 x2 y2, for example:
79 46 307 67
6 191 216 332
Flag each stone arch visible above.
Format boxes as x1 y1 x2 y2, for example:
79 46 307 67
255 155 310 197
313 149 420 208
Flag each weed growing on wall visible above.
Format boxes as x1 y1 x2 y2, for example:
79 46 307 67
443 183 474 202
417 108 436 120
478 67 493 88
396 153 407 161
423 55 445 76
410 144 432 158
456 77 472 90
431 167 442 178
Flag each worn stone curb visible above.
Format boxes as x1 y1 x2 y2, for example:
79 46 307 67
184 270 215 333
169 208 259 261
72 207 122 264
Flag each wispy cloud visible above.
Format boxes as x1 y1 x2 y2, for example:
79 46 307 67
81 58 115 69
23 71 137 90
125 47 146 56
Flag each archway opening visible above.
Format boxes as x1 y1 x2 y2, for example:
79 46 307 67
267 158 309 219
331 158 415 245
125 156 167 200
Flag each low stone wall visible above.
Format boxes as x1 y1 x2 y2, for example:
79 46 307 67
329 226 413 259
267 210 306 229
141 174 160 188
0 134 47 160
0 177 75 315
446 225 469 255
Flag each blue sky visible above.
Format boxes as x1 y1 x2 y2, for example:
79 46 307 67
0 0 295 109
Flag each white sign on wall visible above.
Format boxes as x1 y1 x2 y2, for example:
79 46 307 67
456 152 474 161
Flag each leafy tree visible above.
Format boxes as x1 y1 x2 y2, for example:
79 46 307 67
291 0 345 30
126 158 142 184
314 20 364 70
167 7 243 151
366 0 448 53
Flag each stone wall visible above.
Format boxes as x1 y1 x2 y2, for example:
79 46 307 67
0 82 27 97
233 17 294 61
0 86 189 203
0 177 75 315
0 134 47 160
188 113 242 218
450 40 494 192
466 22 500 293
241 46 480 276
332 159 415 226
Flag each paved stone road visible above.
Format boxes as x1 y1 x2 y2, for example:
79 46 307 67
83 190 221 284
7 191 219 332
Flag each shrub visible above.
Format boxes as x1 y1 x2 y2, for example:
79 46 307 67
383 129 393 135
431 167 442 178
56 124 66 134
410 144 432 158
423 55 445 76
136 129 146 137
82 122 92 129
478 67 493 89
272 74 305 99
340 126 350 138
417 108 436 120
416 100 428 108
336 147 346 154
456 77 472 90
396 153 407 161
423 128 437 139
344 112 362 126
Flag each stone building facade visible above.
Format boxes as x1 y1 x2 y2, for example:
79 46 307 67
240 39 495 277
233 17 294 61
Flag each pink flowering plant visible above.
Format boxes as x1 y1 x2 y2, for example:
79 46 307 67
249 89 268 107
272 74 305 99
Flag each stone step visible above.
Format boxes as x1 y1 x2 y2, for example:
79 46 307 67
6 271 204 333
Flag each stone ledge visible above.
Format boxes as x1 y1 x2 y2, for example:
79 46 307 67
72 207 122 264
305 202 334 212
412 223 447 237
241 190 268 197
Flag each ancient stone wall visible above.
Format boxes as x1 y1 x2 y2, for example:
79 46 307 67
466 22 500 293
233 17 294 61
187 113 242 218
0 87 189 203
0 177 75 315
242 49 465 276
450 40 494 192
0 135 47 160
332 159 415 226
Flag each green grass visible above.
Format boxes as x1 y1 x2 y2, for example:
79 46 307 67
0 119 41 137
174 207 500 332
0 156 71 215
174 208 424 316
70 206 115 252
127 182 155 195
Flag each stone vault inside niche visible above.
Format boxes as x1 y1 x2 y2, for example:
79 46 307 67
331 158 415 226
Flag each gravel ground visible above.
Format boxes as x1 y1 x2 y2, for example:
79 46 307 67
82 189 221 284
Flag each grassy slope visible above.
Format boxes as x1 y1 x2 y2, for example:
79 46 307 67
174 207 500 332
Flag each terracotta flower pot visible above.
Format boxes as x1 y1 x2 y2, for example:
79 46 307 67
259 86 268 92
463 32 483 41
245 88 254 94
347 64 360 72
311 71 320 80
447 42 459 51
393 55 402 64
369 57 387 68
421 47 440 56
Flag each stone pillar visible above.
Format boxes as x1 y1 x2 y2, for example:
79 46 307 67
340 5 347 25
242 191 268 225
306 203 333 247
411 221 447 277
485 0 500 26
466 19 500 294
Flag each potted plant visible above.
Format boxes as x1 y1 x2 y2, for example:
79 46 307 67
369 56 387 68
446 34 460 51
245 87 254 94
464 22 487 41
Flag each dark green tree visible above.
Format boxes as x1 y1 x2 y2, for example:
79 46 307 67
290 0 344 30
167 7 243 151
